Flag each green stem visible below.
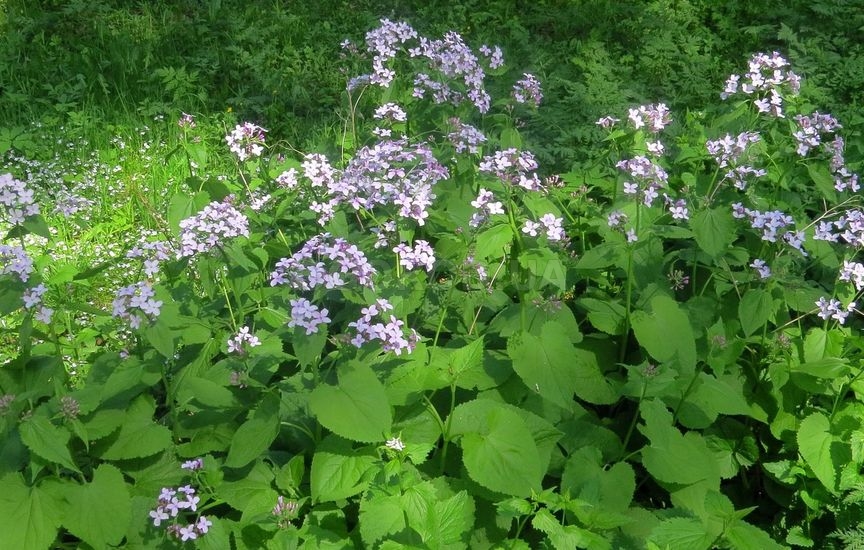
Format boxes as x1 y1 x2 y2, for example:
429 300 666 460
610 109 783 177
620 379 647 458
438 383 458 475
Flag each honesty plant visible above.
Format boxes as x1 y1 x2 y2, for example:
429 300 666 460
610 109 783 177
3 19 864 550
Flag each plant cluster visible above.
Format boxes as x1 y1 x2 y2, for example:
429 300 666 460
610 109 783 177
3 14 864 550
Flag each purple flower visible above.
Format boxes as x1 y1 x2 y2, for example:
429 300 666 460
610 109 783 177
226 122 267 161
750 259 772 279
0 172 40 224
287 298 331 335
347 298 418 355
178 199 249 258
0 244 33 282
409 31 493 112
270 233 376 291
393 240 435 272
22 283 47 309
626 104 672 133
178 113 196 129
373 103 407 122
181 458 204 471
469 188 504 227
479 149 542 191
512 73 542 107
227 326 262 355
815 296 855 324
448 118 487 154
595 116 620 128
112 281 163 329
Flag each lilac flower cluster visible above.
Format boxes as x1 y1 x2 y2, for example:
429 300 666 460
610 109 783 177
522 213 565 242
22 283 52 323
112 281 163 329
478 44 504 69
750 259 772 279
394 240 435 272
53 189 93 217
225 122 267 161
409 31 493 113
627 104 672 132
374 103 408 122
0 244 34 282
815 297 856 325
0 172 39 224
288 298 332 335
128 237 173 278
663 194 690 220
479 149 542 191
364 19 418 86
447 118 487 154
839 261 864 291
270 233 376 291
793 113 860 192
813 209 864 246
607 210 639 242
181 458 204 471
177 199 249 258
732 203 806 254
372 220 397 249
595 116 620 129
273 496 300 529
276 167 299 189
308 138 448 227
347 298 419 355
469 188 505 228
178 113 196 129
512 73 543 107
706 132 762 168
227 326 262 354
720 52 800 117
617 156 669 207
148 485 211 542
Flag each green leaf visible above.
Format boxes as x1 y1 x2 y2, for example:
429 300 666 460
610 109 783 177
97 396 172 461
578 297 627 335
475 223 513 260
448 337 484 382
225 393 280 468
533 508 610 550
310 437 376 502
509 322 616 408
360 493 406 545
691 207 735 257
449 399 543 496
519 248 567 291
807 163 838 203
639 400 720 487
738 288 773 337
724 520 785 549
292 325 327 369
309 361 392 443
649 517 715 550
797 411 839 494
19 416 80 473
219 459 278 514
0 474 61 550
61 464 131 548
631 295 696 372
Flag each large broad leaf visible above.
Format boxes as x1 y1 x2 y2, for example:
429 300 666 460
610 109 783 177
509 322 616 408
738 288 774 337
310 436 377 503
225 393 280 469
691 207 735 258
649 517 716 550
97 396 172 461
219 459 278 515
309 361 392 443
400 481 475 547
0 473 61 550
359 492 407 545
724 520 785 549
639 399 720 487
532 508 611 550
19 416 80 473
797 411 839 494
449 399 543 496
61 464 131 548
631 295 696 373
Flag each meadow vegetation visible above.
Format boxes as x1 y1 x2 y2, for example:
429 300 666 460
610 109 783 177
2 1 864 548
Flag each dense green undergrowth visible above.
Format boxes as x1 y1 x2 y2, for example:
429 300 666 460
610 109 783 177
3 2 864 549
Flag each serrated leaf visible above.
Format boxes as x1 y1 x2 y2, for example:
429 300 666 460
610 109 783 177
724 520 785 549
449 399 543 496
0 474 61 550
359 493 406 545
797 411 839 494
738 288 773 337
310 437 376 503
649 517 715 550
225 393 280 468
309 361 392 443
631 295 696 372
62 464 131 548
19 416 80 473
639 400 720 487
97 396 171 461
449 337 484 381
509 322 616 408
691 207 735 257
533 508 610 550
